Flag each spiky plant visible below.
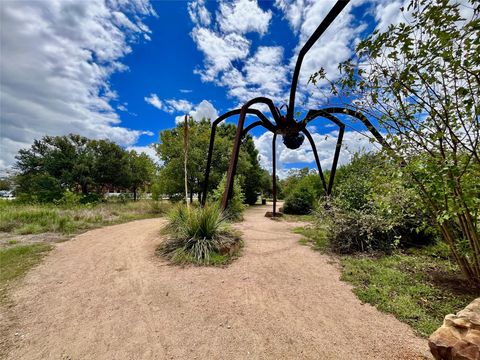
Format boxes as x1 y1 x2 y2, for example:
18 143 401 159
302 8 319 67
158 204 241 265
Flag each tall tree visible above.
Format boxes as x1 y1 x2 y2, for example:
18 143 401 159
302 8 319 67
125 151 156 201
312 0 480 284
155 118 263 203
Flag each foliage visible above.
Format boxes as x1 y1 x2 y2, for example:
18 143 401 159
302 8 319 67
15 134 156 202
158 204 241 265
312 0 480 284
283 185 316 215
15 173 64 203
211 174 245 221
125 150 156 201
317 153 435 253
318 203 399 253
155 118 264 204
282 171 321 215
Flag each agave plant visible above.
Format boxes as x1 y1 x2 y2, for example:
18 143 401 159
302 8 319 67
158 204 241 265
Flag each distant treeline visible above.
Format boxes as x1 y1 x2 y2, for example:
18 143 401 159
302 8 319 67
14 134 155 202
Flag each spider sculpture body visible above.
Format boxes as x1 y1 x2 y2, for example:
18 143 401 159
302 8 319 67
202 0 389 214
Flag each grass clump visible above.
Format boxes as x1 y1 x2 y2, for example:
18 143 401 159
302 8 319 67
158 204 242 266
0 244 53 302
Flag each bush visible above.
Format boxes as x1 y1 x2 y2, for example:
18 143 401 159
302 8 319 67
158 204 241 265
283 184 316 215
210 174 245 221
79 193 103 204
321 152 436 252
318 203 398 254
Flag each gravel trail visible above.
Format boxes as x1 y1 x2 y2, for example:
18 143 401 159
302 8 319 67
1 205 431 359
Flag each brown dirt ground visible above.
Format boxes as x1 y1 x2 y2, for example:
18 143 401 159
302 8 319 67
1 205 431 359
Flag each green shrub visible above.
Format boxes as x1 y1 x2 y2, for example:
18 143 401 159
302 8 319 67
158 204 241 265
210 174 245 221
319 152 436 253
317 203 398 253
283 184 316 215
79 193 103 204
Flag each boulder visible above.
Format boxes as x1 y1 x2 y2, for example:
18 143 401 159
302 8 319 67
429 298 480 360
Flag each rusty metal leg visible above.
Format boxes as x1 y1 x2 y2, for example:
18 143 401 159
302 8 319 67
203 109 277 206
302 128 328 195
202 124 217 206
221 110 248 210
272 133 277 216
302 110 346 195
327 125 344 195
221 97 282 210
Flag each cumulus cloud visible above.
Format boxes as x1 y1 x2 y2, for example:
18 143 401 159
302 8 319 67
174 100 219 124
188 0 285 105
218 0 272 35
144 94 194 113
188 0 211 26
127 145 162 165
0 0 156 170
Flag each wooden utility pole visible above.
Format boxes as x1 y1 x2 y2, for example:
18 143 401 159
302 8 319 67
183 115 189 207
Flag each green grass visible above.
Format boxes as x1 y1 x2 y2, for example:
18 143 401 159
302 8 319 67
294 226 477 337
293 226 328 251
0 244 53 303
0 199 171 236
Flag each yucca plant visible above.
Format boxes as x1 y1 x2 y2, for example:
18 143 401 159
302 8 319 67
158 204 241 265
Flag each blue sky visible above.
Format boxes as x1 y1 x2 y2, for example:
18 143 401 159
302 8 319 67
0 0 404 177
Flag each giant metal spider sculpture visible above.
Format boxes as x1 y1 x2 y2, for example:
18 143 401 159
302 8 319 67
202 0 389 215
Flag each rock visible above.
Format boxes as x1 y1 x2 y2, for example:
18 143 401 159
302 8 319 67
429 298 480 360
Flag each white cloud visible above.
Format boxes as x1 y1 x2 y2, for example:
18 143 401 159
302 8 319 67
188 0 211 26
174 100 219 124
144 95 193 113
274 0 305 32
0 0 156 170
218 0 272 35
179 89 193 93
191 27 251 82
127 145 162 165
144 93 165 110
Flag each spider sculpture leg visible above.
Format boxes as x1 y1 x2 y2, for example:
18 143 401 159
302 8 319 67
202 107 275 206
272 132 277 215
301 128 329 195
317 107 390 150
221 97 282 210
303 110 346 195
302 107 391 195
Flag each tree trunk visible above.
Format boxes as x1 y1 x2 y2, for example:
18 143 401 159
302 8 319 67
133 186 137 201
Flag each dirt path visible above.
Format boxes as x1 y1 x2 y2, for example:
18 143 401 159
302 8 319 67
1 206 431 359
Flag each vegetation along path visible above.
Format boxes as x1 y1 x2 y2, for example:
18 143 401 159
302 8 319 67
2 205 431 359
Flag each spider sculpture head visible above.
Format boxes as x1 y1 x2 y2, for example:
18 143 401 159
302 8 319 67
277 115 305 149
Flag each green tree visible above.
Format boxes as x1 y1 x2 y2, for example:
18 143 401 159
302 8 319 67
312 0 480 284
89 139 129 192
15 134 94 194
125 151 156 201
155 118 263 204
